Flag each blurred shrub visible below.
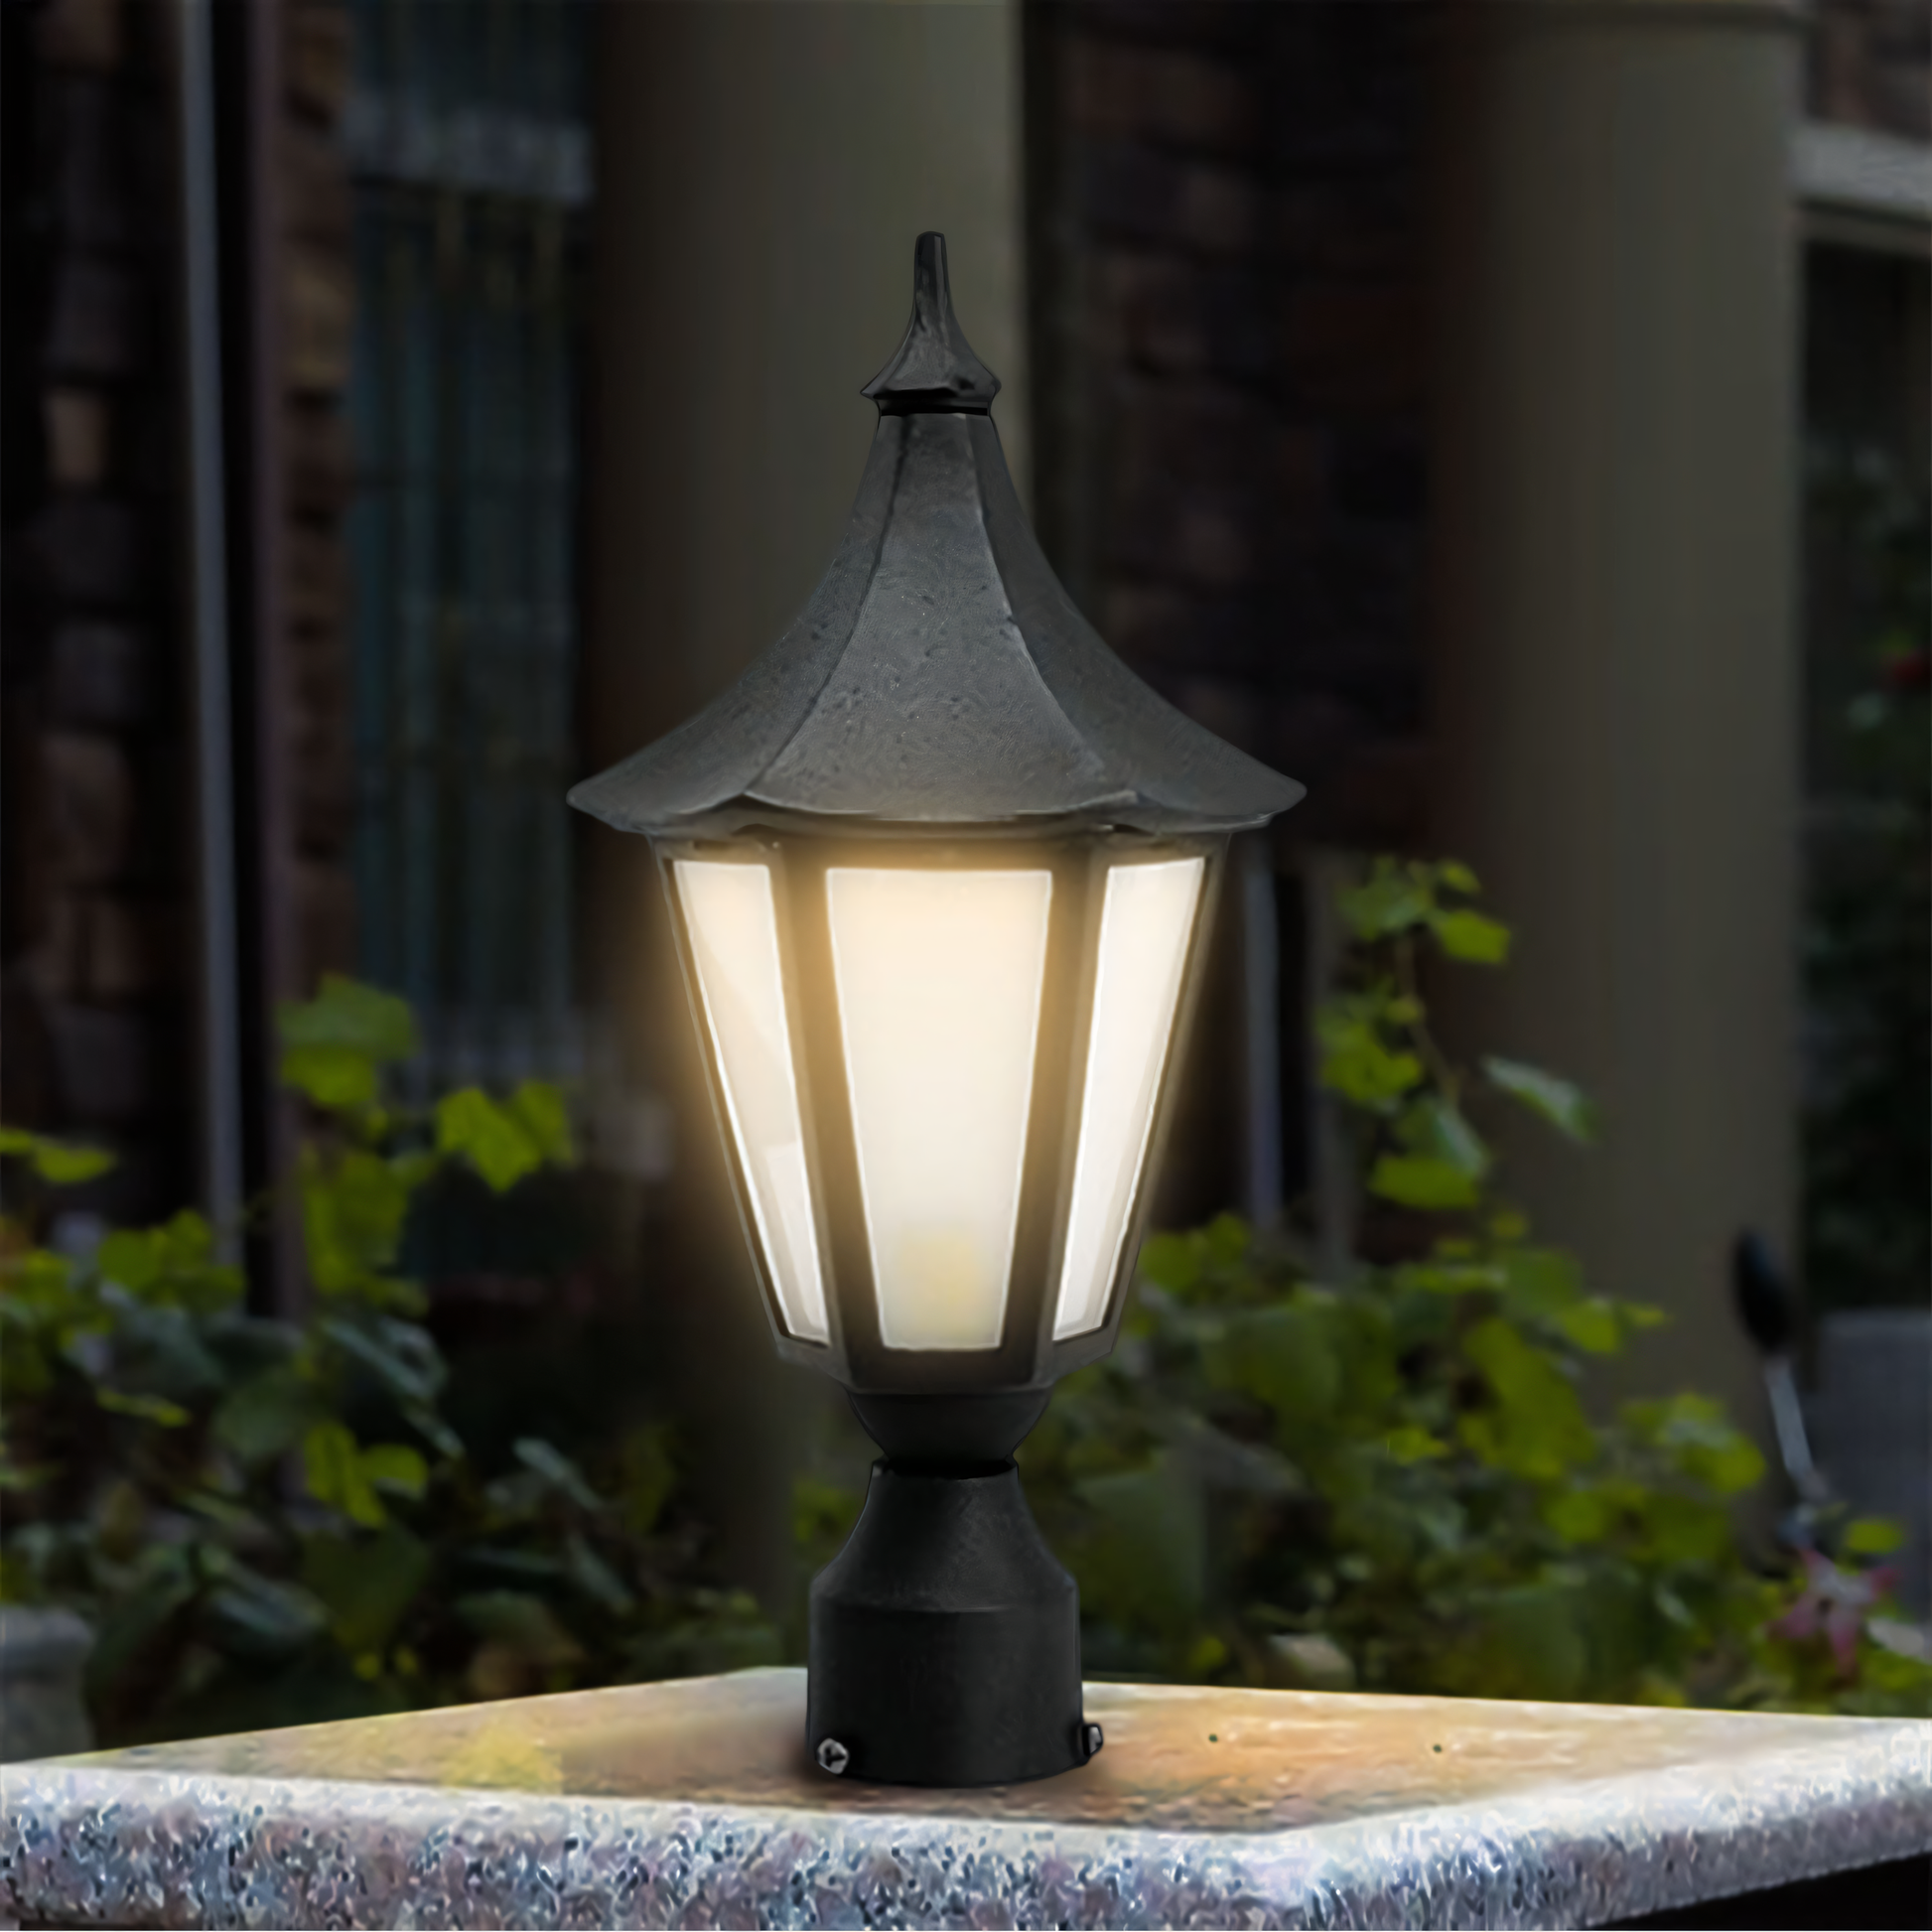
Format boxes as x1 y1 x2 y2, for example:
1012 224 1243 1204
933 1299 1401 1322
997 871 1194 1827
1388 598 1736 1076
0 977 775 1745
1009 859 1927 1718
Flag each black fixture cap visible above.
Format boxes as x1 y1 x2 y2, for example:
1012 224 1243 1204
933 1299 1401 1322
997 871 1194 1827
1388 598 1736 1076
569 232 1304 839
861 231 1001 414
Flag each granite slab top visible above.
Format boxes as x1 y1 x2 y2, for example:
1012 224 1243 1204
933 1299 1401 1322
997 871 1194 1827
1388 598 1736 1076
2 1667 1927 1928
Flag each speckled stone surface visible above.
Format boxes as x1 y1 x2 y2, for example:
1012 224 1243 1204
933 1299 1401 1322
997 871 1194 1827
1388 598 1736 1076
2 1669 1926 1928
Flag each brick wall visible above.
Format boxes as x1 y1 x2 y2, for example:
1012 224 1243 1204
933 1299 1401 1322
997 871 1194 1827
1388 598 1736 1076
2 0 192 1220
1809 0 1931 140
277 0 358 993
1029 0 1432 856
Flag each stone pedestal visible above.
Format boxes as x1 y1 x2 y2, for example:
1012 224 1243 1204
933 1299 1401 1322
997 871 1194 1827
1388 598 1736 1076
3 1668 1927 1928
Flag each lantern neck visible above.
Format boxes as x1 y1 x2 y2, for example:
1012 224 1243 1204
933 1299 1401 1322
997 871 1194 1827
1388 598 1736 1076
848 1387 1051 1466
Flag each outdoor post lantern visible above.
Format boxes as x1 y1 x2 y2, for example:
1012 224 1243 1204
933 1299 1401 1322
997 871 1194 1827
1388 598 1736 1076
570 234 1303 1787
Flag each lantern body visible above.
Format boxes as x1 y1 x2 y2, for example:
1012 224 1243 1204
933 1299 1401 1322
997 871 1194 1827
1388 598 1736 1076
661 831 1220 1404
570 233 1301 1783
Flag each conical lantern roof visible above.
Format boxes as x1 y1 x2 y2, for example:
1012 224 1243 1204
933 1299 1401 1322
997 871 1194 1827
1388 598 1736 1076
569 234 1303 839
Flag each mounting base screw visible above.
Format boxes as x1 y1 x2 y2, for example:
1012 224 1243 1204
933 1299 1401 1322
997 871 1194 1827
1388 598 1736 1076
816 1736 851 1775
1082 1722 1104 1760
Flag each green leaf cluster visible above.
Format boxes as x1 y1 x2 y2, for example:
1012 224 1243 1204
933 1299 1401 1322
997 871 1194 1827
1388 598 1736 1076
1002 859 1929 1717
0 978 775 1743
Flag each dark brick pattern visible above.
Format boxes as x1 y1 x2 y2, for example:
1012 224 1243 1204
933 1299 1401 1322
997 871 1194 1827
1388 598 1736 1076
1 0 193 1219
1810 0 1931 141
279 0 359 989
1029 0 1433 854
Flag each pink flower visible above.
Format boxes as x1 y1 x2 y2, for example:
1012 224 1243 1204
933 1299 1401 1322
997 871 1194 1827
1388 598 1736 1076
1766 1550 1899 1678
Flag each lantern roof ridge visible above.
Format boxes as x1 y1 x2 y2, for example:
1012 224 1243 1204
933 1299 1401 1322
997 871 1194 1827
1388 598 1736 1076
568 240 1305 838
861 231 1001 415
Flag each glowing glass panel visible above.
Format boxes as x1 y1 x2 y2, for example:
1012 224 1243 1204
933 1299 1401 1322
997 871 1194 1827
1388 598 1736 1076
675 860 829 1343
827 868 1052 1349
1052 856 1204 1339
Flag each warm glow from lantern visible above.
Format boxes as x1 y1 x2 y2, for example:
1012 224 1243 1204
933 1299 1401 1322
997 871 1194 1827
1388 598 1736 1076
675 860 830 1342
827 868 1053 1349
1052 856 1204 1339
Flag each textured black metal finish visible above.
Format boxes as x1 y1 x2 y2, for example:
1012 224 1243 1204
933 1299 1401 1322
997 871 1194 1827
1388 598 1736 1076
807 1459 1091 1788
567 234 1303 840
848 1389 1051 1462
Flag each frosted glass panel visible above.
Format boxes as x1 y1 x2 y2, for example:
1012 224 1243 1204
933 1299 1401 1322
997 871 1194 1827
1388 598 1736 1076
1053 857 1204 1339
675 861 829 1343
827 869 1052 1349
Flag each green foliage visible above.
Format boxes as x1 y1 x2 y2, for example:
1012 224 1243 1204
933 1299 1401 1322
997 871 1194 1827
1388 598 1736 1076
1010 860 1929 1717
1 978 777 1743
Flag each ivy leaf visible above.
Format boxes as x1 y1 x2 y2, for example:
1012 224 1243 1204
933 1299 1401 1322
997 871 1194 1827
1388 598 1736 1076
1845 1517 1905 1556
1545 1485 1613 1545
1431 908 1511 965
278 976 418 1112
303 1421 385 1528
0 1128 116 1185
1483 1056 1596 1143
436 1088 543 1193
1316 1001 1424 1109
1369 1155 1481 1209
1437 859 1480 895
508 1081 576 1167
96 1228 158 1295
1384 1426 1448 1464
280 1044 377 1111
301 1148 412 1297
279 975 418 1059
1401 1096 1490 1178
1555 1298 1622 1355
360 1444 428 1500
1623 1394 1765 1496
1339 861 1433 939
1461 1316 1595 1478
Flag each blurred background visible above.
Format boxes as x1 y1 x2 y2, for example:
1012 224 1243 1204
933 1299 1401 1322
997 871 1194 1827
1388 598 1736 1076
1 0 1926 1734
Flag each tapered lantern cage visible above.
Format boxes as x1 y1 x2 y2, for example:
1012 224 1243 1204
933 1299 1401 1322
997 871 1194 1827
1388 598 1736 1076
570 233 1302 1787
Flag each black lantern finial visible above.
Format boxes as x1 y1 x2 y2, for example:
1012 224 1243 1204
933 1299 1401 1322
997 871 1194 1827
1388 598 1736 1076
862 230 1001 414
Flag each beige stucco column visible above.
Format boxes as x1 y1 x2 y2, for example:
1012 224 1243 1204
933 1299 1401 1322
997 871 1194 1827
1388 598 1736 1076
1430 1 1803 1439
582 1 1029 1603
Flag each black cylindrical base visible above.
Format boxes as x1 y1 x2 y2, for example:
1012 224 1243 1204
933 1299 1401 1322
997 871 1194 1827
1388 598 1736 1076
807 1458 1092 1787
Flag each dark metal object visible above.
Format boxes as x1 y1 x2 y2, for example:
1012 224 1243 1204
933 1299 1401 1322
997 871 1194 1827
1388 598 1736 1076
808 1460 1088 1788
1731 1229 1830 1517
567 235 1301 841
569 233 1306 1788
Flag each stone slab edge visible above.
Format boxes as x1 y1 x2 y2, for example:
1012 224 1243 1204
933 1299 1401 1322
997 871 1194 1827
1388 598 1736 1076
2 1723 1928 1929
